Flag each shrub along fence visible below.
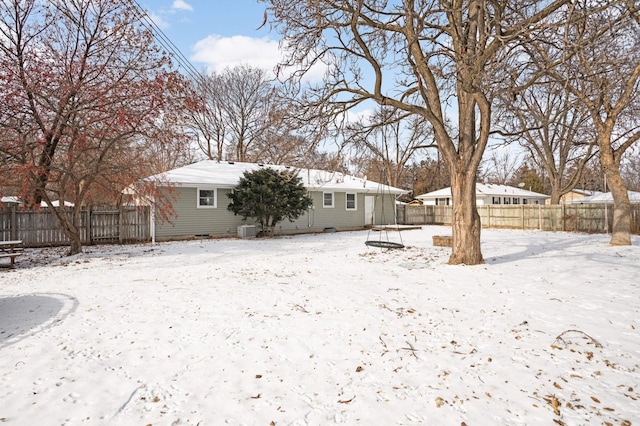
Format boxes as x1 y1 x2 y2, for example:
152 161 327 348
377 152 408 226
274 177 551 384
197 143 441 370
397 204 640 235
0 205 150 247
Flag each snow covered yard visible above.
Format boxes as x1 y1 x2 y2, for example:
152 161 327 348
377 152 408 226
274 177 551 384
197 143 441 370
1 226 638 425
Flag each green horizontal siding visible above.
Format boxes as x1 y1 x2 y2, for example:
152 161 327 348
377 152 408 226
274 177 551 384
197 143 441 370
156 187 256 239
156 188 398 239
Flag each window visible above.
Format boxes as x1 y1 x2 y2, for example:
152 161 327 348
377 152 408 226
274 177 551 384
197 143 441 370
346 193 357 210
323 192 334 208
503 197 510 205
492 196 501 205
198 188 216 208
523 199 528 205
513 197 519 205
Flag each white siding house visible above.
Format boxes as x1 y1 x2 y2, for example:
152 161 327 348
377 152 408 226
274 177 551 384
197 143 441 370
416 183 549 206
137 160 408 241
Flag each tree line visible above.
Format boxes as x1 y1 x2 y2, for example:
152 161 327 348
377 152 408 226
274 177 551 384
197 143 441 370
1 0 639 263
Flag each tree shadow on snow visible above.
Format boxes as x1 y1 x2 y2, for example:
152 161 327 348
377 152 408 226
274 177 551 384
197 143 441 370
484 233 618 265
0 293 78 348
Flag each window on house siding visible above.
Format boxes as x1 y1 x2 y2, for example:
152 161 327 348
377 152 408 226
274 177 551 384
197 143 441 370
492 196 501 205
323 192 334 208
346 193 357 210
513 197 519 205
198 189 217 208
503 197 510 205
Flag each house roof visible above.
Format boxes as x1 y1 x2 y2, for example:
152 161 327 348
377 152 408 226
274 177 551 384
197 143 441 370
570 189 600 197
143 160 409 195
566 190 640 203
1 196 20 204
416 183 549 200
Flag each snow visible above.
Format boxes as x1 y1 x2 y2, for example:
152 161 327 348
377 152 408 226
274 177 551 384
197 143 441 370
143 160 408 194
566 190 640 204
1 226 639 425
416 183 549 201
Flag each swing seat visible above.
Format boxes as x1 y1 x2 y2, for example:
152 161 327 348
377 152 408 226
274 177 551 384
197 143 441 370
365 240 405 249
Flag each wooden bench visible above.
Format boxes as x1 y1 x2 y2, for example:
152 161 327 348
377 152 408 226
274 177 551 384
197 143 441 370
0 240 24 269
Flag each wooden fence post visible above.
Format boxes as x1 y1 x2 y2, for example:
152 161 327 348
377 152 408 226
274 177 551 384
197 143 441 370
119 204 124 244
86 207 92 245
10 204 18 241
538 205 542 230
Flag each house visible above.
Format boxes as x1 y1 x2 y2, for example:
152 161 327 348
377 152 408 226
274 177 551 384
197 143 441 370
0 196 20 208
0 196 73 208
137 160 408 242
416 183 549 206
545 189 600 205
566 190 640 204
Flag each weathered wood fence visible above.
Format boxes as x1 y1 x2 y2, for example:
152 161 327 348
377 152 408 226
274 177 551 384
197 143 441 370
0 206 151 247
397 204 640 235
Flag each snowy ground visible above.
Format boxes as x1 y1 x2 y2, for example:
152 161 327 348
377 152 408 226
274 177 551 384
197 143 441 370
0 226 638 425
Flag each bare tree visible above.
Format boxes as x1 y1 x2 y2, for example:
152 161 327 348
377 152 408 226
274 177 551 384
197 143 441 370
543 0 640 245
621 150 640 192
481 149 523 185
186 73 228 161
261 0 570 264
186 65 276 162
343 106 434 188
0 0 191 254
496 77 597 204
408 154 452 197
187 65 327 166
252 88 328 167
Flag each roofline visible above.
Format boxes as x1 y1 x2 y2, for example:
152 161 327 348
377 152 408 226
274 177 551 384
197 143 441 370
168 182 408 194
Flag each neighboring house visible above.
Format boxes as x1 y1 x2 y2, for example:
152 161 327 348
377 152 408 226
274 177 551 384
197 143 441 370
545 189 600 205
566 190 640 204
0 196 73 208
416 183 549 206
137 160 408 242
0 196 20 207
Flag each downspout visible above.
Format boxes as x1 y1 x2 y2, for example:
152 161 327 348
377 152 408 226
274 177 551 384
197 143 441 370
150 194 156 244
307 190 314 228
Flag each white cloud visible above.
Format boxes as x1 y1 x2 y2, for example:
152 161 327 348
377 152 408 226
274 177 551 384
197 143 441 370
191 35 281 74
172 0 193 12
347 108 375 124
190 34 329 82
148 12 170 30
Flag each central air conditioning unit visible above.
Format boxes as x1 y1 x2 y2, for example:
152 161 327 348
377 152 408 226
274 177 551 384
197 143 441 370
237 225 256 239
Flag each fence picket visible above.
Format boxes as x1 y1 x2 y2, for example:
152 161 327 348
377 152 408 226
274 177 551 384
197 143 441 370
0 206 150 247
397 204 640 235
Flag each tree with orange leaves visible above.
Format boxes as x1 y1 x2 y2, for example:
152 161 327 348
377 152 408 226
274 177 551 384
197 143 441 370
0 0 193 254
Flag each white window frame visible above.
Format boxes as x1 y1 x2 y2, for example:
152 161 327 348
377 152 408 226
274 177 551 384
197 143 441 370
197 188 217 208
323 192 334 208
345 193 357 211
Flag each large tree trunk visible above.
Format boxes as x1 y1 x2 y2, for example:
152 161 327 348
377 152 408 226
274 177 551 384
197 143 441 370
548 170 562 205
67 231 83 256
49 205 84 255
601 150 631 245
598 133 631 246
449 169 484 265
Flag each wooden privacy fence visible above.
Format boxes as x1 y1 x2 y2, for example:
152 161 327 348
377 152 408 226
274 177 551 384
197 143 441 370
0 206 151 247
397 204 640 235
